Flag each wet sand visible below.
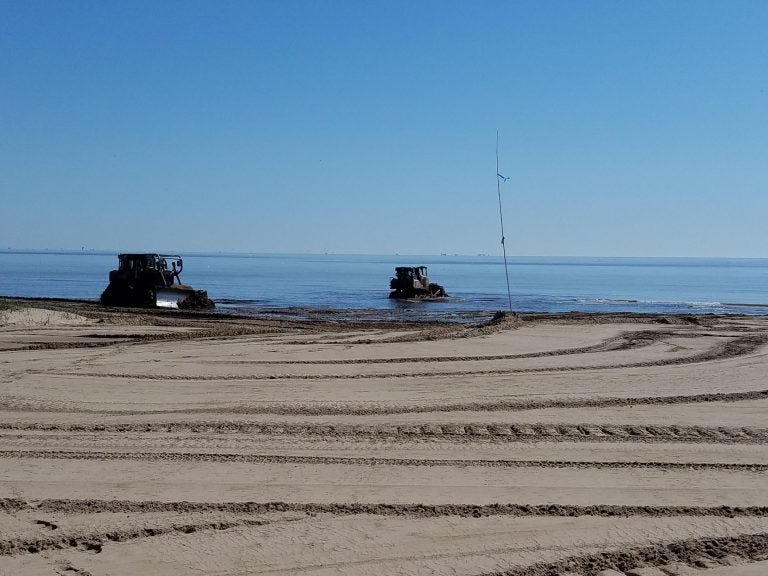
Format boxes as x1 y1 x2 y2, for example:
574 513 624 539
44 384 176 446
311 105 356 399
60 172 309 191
1 299 767 575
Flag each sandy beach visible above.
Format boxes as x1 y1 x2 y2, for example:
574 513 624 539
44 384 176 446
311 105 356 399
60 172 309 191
1 299 767 575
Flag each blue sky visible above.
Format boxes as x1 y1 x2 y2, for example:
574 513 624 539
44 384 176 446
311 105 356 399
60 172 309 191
1 0 766 256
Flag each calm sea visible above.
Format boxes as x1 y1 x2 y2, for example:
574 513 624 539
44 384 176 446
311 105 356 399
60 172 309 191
1 251 766 321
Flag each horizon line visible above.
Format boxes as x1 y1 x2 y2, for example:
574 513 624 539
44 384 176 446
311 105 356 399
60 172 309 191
0 248 766 260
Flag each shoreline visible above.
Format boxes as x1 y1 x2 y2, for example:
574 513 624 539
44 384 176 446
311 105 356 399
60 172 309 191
2 295 767 325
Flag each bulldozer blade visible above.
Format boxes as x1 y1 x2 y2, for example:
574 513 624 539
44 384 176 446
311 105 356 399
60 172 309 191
155 288 189 309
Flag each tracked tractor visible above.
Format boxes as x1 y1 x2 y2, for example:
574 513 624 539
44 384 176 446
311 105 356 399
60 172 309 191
389 266 446 299
100 254 214 309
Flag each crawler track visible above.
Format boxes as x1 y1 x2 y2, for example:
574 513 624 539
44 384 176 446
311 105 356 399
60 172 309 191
3 449 768 471
2 421 767 443
4 498 768 519
492 532 768 576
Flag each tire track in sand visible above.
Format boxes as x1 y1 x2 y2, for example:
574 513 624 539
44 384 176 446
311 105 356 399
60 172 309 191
197 329 669 365
2 449 766 472
29 333 768 379
3 422 766 443
3 389 767 417
486 532 768 576
3 308 768 575
3 515 768 576
4 512 768 576
198 329 758 365
0 518 268 556
3 498 768 518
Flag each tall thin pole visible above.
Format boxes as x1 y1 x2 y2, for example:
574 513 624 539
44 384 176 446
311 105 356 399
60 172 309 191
496 131 513 312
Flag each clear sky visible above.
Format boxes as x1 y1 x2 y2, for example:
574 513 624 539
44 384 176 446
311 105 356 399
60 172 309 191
1 0 766 256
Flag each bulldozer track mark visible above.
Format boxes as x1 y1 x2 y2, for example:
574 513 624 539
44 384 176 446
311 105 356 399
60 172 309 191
4 326 264 352
198 330 698 366
39 333 768 380
298 313 721 345
483 532 768 576
2 389 765 417
5 306 768 574
2 449 766 471
0 518 251 556
182 388 768 415
3 498 768 518
34 519 58 530
216 329 736 353
56 565 93 576
2 422 766 443
285 319 523 344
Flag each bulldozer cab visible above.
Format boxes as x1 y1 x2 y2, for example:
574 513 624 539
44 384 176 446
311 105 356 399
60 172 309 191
389 266 445 299
395 266 428 288
116 254 182 287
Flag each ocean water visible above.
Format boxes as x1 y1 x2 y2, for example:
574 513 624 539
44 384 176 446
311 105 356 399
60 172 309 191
0 251 767 321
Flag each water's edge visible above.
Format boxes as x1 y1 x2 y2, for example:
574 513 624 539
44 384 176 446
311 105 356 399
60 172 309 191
1 252 766 321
